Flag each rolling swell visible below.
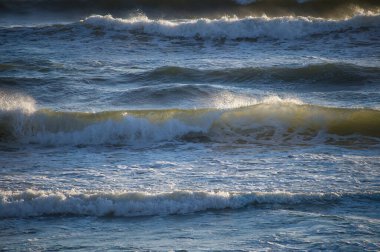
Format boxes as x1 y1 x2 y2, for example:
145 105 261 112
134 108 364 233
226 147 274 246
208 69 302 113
2 63 377 86
1 189 379 218
1 95 380 146
1 0 379 19
130 64 380 85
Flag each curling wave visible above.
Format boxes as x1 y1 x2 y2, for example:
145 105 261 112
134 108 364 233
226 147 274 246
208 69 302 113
81 14 380 40
1 189 379 218
1 93 379 146
2 14 379 41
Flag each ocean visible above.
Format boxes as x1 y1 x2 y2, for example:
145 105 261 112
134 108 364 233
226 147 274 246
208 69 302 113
0 0 380 250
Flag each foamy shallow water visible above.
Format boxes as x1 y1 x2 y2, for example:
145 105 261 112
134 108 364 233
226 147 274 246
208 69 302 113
1 2 380 250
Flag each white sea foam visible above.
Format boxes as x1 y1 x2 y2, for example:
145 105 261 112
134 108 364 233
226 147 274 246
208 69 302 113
208 91 259 109
208 92 303 109
81 14 380 39
0 91 36 114
1 190 377 218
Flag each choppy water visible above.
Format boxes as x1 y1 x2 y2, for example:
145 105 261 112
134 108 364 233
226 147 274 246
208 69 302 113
1 0 380 250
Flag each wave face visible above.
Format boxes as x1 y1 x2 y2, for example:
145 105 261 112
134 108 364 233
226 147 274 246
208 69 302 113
1 93 379 146
79 14 380 40
1 0 379 19
1 190 378 218
3 63 376 87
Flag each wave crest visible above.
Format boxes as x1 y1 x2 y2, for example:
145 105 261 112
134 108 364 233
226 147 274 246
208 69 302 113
1 189 378 218
81 14 380 40
0 91 36 114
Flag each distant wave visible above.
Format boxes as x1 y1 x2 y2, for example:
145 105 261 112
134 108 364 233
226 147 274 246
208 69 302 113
2 63 377 86
1 0 379 19
80 14 380 40
1 189 378 218
2 14 378 41
1 92 379 146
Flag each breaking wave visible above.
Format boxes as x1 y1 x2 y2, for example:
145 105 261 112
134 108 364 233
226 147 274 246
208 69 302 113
1 189 378 218
80 14 380 40
0 91 36 114
2 13 379 41
1 93 379 146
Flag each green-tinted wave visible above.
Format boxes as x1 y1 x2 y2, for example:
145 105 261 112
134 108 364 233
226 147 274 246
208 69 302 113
1 101 380 146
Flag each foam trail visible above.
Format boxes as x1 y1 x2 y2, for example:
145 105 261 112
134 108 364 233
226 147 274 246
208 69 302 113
1 190 379 218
